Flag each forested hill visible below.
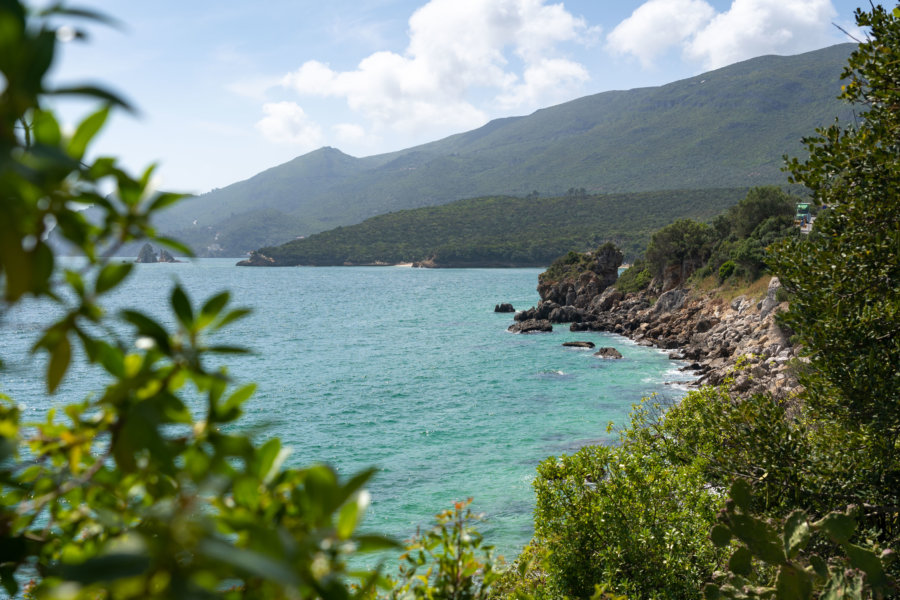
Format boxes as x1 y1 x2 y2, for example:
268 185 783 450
245 188 751 267
158 43 854 257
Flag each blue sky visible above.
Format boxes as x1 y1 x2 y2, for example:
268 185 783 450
47 0 868 194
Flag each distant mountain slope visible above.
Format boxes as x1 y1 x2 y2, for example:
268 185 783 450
249 188 753 267
158 44 854 256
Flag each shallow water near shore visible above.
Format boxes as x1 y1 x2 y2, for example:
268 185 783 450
1 259 692 559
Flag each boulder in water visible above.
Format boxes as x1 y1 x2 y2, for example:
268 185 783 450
508 319 552 334
158 248 182 263
494 303 515 313
594 347 623 359
563 341 595 349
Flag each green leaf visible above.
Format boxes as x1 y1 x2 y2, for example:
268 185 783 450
809 554 828 579
120 310 171 353
147 192 185 213
95 262 132 295
215 383 256 422
232 476 261 510
214 307 252 330
32 109 61 146
783 510 810 559
57 553 150 584
340 468 377 504
729 514 786 565
64 269 86 297
775 565 813 600
39 5 122 28
256 438 289 484
155 236 194 257
197 539 299 585
729 479 753 511
0 565 19 597
710 524 732 548
207 345 249 354
170 285 193 330
843 543 889 589
813 511 856 544
67 105 109 159
46 84 135 112
338 497 361 539
728 546 753 577
702 583 721 600
199 291 230 328
47 334 71 393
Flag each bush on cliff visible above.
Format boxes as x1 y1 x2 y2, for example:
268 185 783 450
539 242 622 285
616 258 653 294
639 187 796 288
644 218 715 284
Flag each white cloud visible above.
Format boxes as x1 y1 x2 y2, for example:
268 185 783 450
276 0 595 141
687 0 838 69
226 75 282 101
497 58 589 109
255 102 323 147
333 123 367 145
608 0 839 70
606 0 716 67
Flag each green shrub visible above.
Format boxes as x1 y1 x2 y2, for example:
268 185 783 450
616 259 653 293
532 398 724 599
718 260 736 281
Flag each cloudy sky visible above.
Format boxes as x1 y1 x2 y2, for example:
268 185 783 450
49 0 867 194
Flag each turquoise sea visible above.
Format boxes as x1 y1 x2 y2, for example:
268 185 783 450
0 259 692 559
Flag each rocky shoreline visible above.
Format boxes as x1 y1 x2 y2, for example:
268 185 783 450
509 248 801 401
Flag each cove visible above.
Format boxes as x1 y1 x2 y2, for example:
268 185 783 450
0 259 690 558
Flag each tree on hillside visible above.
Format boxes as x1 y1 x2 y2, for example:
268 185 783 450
644 218 714 286
726 186 795 239
772 5 900 464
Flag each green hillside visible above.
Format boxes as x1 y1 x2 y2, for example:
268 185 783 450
252 188 753 267
158 44 854 257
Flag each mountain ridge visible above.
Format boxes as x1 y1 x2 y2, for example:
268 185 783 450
157 43 855 256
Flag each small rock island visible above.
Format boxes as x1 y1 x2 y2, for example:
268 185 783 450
135 243 182 263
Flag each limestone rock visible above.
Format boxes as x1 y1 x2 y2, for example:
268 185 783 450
563 341 595 348
507 319 553 334
494 303 515 313
594 347 623 359
653 288 687 314
757 277 782 318
158 248 181 263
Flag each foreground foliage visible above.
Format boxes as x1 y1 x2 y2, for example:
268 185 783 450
3 1 899 599
0 3 409 598
708 480 896 600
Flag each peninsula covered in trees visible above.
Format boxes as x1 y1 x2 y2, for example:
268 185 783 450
240 188 750 267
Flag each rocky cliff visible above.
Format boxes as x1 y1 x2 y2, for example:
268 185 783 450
513 265 800 400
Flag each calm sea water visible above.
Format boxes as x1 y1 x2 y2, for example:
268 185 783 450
0 259 691 559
